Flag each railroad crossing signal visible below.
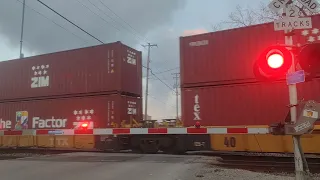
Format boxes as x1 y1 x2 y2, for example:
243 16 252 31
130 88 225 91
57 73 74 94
266 1 320 179
253 43 320 82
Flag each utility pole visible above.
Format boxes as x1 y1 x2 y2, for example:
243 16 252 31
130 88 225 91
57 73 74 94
19 0 26 58
172 73 180 120
142 43 157 121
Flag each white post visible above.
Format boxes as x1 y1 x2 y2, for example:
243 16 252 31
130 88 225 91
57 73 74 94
268 0 313 178
285 31 305 180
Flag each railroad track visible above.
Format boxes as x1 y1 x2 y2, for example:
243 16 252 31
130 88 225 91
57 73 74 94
1 148 320 157
1 147 320 174
213 154 320 174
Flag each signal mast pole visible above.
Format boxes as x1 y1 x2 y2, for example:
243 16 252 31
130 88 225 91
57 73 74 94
286 30 305 180
266 0 320 178
142 43 157 121
283 4 304 180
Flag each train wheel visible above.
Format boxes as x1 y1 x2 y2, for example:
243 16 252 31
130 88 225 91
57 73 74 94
139 139 159 154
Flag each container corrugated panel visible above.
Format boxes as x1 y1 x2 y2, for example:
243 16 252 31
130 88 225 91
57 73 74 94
0 41 142 101
180 14 320 87
0 94 142 130
181 78 320 127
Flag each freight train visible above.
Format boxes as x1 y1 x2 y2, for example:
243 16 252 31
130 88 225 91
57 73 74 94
0 15 320 154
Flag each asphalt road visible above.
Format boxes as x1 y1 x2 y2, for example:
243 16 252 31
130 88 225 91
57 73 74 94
0 152 207 180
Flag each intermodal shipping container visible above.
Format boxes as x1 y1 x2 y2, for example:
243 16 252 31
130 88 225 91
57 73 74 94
0 94 142 130
0 41 142 101
181 79 320 127
180 14 320 87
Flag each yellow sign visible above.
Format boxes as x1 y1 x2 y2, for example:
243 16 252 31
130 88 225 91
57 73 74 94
303 109 319 119
306 111 313 117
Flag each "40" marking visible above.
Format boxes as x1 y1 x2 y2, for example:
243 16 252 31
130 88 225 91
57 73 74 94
224 137 236 148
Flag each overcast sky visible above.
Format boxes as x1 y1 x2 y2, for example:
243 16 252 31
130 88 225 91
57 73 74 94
0 0 265 120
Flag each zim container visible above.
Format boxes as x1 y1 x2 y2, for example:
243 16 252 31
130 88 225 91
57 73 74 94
0 94 142 130
180 14 320 87
0 41 142 101
181 78 320 127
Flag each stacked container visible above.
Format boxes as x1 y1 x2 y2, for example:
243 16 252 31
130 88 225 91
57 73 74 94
180 14 320 127
0 41 142 130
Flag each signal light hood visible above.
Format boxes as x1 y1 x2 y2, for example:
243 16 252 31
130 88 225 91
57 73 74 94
297 43 320 80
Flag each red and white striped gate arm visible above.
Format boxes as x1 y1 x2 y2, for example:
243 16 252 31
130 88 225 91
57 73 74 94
0 127 270 136
0 129 36 136
92 127 270 135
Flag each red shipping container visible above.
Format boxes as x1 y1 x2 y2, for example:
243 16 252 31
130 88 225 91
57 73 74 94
0 41 142 101
180 14 320 87
0 94 142 130
181 79 320 127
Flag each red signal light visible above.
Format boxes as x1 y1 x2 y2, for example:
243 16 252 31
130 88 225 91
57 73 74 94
253 45 294 81
267 53 284 69
81 122 88 128
195 121 200 128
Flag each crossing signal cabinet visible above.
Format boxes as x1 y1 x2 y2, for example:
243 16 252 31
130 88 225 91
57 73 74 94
269 100 320 136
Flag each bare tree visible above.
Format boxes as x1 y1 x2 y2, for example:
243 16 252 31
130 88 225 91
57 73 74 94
213 1 319 31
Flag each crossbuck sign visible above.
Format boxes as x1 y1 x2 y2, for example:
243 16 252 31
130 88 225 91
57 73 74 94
269 0 319 31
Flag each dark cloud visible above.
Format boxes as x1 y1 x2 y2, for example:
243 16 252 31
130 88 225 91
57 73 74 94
0 0 186 119
0 0 186 55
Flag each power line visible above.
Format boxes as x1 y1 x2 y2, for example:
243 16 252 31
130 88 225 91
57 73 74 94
143 67 179 77
37 0 104 44
16 0 89 44
153 67 179 75
97 0 147 42
141 64 175 92
150 70 175 92
87 0 145 42
149 95 176 108
142 64 177 109
148 77 169 81
74 0 121 31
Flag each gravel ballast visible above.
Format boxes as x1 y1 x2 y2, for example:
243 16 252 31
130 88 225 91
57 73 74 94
180 155 320 180
188 165 320 180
